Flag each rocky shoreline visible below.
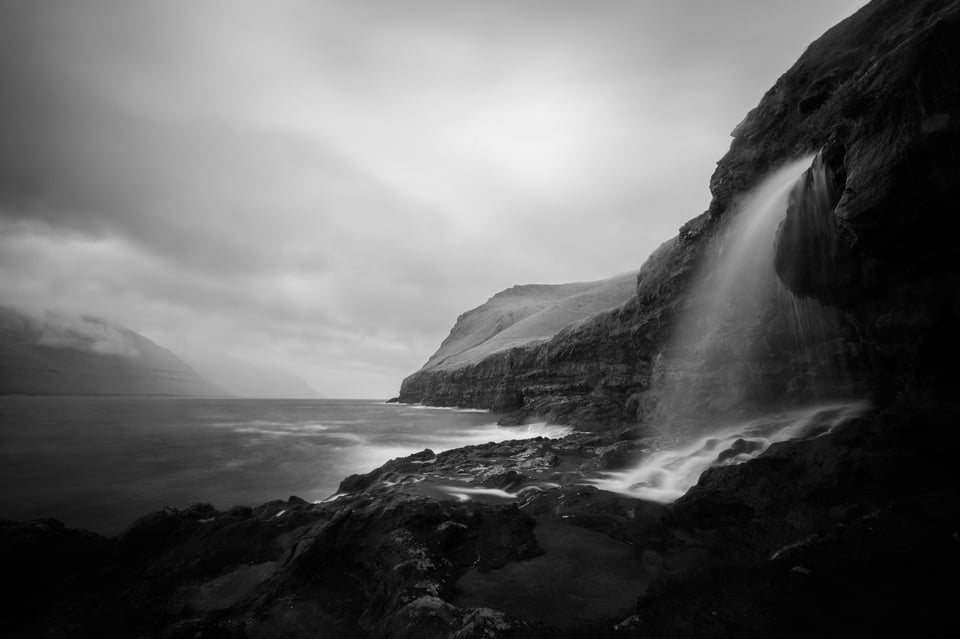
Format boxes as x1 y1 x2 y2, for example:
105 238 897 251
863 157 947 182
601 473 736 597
4 401 959 637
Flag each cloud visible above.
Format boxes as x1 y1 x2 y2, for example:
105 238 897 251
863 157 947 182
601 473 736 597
0 0 867 397
10 305 142 359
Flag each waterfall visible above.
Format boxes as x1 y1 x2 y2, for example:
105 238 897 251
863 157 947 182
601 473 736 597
653 156 817 423
694 156 816 330
590 154 865 502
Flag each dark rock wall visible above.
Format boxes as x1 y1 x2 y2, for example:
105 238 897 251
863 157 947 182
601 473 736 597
775 0 960 402
400 0 960 427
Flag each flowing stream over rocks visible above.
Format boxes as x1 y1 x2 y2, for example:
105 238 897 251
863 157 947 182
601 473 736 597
592 155 867 501
589 401 867 501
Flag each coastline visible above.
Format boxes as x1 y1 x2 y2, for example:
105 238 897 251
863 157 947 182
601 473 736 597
4 401 958 637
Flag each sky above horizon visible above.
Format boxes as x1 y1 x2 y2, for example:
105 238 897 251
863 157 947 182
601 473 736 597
0 0 867 398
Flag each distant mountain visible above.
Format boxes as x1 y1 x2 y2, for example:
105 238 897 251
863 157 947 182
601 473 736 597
0 306 226 396
420 271 640 372
180 349 324 399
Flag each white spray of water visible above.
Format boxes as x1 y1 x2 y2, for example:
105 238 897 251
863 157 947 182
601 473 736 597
595 155 866 501
650 156 818 424
588 401 867 502
436 482 561 503
680 155 815 347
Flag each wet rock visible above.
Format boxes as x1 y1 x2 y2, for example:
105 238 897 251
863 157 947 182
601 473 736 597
609 406 960 639
478 466 524 489
517 450 559 470
227 505 254 518
595 440 643 470
338 448 436 493
496 411 526 426
185 560 279 613
716 438 764 463
383 597 533 639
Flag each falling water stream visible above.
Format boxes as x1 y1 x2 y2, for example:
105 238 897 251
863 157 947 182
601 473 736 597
590 154 866 501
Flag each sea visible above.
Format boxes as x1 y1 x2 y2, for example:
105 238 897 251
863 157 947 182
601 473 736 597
0 397 571 536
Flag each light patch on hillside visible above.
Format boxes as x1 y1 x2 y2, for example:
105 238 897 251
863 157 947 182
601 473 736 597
423 271 638 371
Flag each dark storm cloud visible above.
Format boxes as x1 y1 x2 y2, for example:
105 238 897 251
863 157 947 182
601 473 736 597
0 0 866 397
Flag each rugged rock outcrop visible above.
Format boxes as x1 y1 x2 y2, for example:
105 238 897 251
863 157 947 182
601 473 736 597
0 306 226 396
400 0 960 429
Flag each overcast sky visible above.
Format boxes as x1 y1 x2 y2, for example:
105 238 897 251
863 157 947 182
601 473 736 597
0 0 866 398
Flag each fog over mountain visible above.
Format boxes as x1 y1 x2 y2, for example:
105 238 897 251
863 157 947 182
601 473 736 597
0 0 866 397
0 306 225 396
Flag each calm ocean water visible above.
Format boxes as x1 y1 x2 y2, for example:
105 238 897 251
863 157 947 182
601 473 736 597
0 397 571 535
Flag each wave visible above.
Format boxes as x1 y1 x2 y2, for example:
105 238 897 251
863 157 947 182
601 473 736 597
500 422 574 440
398 404 492 413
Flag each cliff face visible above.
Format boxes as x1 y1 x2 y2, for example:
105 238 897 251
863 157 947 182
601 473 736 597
0 306 225 396
400 0 960 428
422 273 639 373
399 270 644 424
772 1 960 402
